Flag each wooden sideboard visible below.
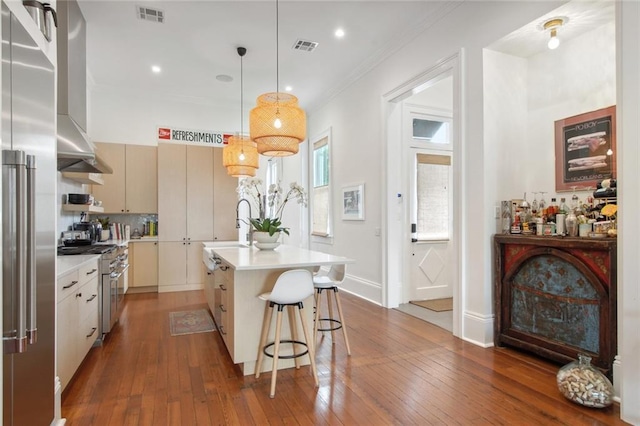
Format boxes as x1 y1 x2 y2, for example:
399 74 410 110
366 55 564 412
494 234 617 376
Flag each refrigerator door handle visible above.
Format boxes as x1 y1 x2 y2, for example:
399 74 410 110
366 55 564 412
2 150 28 354
26 155 37 345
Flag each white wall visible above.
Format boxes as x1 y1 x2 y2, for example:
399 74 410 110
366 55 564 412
89 87 239 145
491 22 615 202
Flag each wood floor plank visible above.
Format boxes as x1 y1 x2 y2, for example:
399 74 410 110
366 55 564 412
61 290 629 426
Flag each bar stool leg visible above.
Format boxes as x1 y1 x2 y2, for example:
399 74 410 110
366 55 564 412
270 306 284 398
298 304 319 388
313 288 323 343
288 305 301 369
255 303 274 378
333 288 351 356
325 288 336 343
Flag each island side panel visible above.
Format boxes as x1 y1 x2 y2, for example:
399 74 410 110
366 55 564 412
232 267 315 375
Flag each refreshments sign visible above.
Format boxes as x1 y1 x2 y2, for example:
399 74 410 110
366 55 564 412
157 126 233 146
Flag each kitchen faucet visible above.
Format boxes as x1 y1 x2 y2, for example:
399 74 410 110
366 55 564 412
236 198 253 246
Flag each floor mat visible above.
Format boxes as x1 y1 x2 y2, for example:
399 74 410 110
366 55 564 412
169 309 216 336
409 298 453 312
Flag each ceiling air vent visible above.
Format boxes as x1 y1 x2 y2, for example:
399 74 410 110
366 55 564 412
292 39 318 52
136 5 164 23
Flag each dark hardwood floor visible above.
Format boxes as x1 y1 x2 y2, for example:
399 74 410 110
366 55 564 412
62 290 628 425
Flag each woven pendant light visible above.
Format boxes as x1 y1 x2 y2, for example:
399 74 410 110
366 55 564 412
250 0 306 156
223 47 258 177
223 136 258 177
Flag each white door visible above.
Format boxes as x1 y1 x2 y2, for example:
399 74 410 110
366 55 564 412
406 106 454 302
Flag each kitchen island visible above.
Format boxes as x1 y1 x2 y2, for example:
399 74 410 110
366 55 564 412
203 244 354 375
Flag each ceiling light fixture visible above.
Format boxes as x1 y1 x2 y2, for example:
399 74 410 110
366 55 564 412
151 65 161 73
250 0 306 157
223 47 259 178
335 28 345 38
543 17 565 50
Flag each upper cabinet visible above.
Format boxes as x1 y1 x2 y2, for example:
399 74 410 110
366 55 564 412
158 144 213 242
91 143 158 214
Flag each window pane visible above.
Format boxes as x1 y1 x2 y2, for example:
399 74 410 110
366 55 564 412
312 186 329 235
314 144 329 187
413 118 449 144
416 162 449 240
312 136 330 236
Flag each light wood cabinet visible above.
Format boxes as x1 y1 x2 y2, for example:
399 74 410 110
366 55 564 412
92 142 158 214
57 258 100 391
158 144 223 292
129 241 158 289
212 148 239 241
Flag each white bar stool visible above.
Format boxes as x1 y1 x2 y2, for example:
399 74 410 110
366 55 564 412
313 264 352 355
255 269 319 398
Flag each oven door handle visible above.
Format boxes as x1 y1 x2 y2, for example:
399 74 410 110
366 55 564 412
110 263 130 279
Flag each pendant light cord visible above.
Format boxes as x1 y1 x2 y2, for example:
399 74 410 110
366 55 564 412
240 53 244 135
276 0 279 95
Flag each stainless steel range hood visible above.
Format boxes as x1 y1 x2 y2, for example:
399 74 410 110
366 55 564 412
56 0 112 174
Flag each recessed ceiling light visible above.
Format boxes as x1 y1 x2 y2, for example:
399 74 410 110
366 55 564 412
285 86 292 92
335 28 345 38
151 65 161 74
216 74 233 83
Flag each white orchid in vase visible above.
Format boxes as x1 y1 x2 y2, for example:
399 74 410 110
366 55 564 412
237 178 307 236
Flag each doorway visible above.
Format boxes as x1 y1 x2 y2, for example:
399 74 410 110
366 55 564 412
383 54 461 336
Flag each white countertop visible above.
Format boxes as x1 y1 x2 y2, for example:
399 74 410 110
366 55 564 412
57 255 101 277
209 244 354 271
128 237 158 243
97 238 131 246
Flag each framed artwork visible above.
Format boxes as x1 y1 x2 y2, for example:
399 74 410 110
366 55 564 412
554 106 616 192
342 184 364 220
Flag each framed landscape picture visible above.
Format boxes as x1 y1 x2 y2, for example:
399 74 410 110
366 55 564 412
554 106 616 192
342 184 364 220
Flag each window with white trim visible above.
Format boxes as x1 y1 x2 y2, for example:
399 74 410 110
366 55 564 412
311 134 331 237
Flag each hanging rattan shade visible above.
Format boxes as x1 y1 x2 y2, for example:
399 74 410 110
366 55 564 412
223 136 258 177
249 92 306 156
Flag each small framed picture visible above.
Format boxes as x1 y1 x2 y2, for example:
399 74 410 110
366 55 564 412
342 184 365 220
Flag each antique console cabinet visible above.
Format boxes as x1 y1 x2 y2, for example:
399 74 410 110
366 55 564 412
494 234 617 376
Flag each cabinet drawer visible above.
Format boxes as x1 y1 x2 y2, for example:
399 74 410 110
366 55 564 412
79 308 100 357
79 276 100 322
217 263 233 283
78 260 100 285
58 270 80 302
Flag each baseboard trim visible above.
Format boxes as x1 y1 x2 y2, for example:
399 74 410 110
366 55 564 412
158 283 203 293
341 274 382 306
462 310 494 347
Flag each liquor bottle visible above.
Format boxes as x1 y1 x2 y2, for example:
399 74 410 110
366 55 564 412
549 198 558 223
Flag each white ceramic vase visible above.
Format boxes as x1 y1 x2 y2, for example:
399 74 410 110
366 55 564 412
253 231 280 250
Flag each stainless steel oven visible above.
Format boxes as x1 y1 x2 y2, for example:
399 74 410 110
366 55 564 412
101 246 128 337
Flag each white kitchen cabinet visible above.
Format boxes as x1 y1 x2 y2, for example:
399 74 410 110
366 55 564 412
129 240 158 291
57 258 100 391
91 143 158 214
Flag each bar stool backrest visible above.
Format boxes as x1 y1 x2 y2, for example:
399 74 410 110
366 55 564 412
269 269 314 304
327 264 346 283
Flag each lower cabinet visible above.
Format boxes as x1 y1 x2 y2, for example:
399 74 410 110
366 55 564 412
129 240 158 290
57 258 100 391
158 241 205 292
215 262 234 357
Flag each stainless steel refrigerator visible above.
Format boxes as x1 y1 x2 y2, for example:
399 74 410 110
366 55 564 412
2 2 56 424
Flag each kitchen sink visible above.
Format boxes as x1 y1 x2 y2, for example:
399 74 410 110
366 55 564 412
202 242 247 271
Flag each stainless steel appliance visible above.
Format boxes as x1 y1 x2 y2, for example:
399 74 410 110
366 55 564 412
55 0 112 174
2 2 56 424
101 246 129 337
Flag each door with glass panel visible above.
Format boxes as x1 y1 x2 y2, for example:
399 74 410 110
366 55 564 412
408 111 454 302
